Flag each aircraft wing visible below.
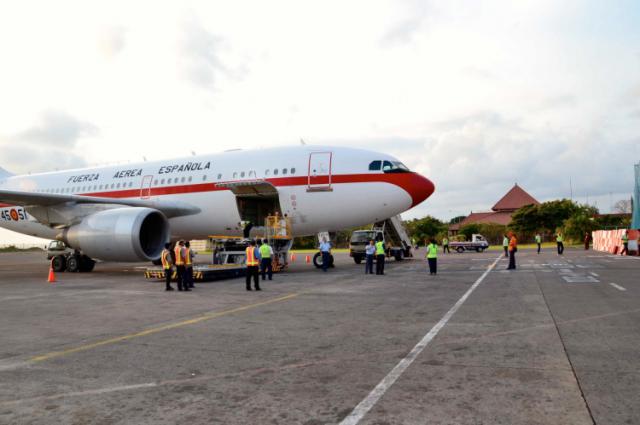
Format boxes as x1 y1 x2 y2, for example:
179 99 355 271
0 189 200 219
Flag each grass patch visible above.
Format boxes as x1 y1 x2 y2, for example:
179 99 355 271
0 246 44 253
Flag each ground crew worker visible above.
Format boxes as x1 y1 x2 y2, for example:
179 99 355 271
245 240 261 291
161 243 174 291
556 232 564 255
375 237 386 275
184 241 195 289
174 241 189 291
442 236 450 254
584 232 590 250
535 233 542 254
620 231 629 255
507 232 517 270
365 239 376 274
319 238 332 272
259 239 274 281
427 239 438 275
502 235 509 257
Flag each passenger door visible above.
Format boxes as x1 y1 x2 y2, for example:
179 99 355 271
140 175 154 199
307 152 333 191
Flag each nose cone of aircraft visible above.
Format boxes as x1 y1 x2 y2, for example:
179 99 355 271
400 172 435 208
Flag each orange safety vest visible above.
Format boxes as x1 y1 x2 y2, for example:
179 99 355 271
184 247 192 266
174 245 184 266
161 249 171 270
509 236 517 252
245 247 259 266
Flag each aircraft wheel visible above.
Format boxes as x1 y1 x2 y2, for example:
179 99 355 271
66 256 80 272
80 256 95 272
476 247 484 253
51 255 66 273
313 252 334 269
456 247 465 253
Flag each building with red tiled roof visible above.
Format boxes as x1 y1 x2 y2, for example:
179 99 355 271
449 184 539 234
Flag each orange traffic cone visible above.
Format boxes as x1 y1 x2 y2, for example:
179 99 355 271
306 255 310 264
290 253 296 262
47 264 56 283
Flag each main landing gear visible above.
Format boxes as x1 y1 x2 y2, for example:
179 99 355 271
51 253 96 273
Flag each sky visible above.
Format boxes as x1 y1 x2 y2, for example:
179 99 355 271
1 0 639 244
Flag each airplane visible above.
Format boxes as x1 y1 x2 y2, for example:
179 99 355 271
0 145 435 271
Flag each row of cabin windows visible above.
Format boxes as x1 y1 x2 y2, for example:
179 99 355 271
368 160 410 173
34 167 298 194
37 181 136 194
233 167 296 179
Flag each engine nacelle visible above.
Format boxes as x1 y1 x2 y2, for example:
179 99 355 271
63 207 169 261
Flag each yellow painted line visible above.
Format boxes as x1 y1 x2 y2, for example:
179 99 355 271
30 293 300 363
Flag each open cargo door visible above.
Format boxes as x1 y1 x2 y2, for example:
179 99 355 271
217 180 282 236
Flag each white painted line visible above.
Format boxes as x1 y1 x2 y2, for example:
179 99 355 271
589 272 599 277
608 282 626 291
339 255 502 425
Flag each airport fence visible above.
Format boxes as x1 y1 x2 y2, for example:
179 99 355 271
592 229 639 255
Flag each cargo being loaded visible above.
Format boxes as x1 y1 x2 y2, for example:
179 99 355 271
144 215 293 282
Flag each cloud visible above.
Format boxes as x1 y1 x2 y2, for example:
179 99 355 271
97 25 127 59
404 110 640 220
15 110 98 146
0 110 98 174
178 15 244 90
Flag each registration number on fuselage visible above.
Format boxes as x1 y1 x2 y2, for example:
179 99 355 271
0 207 27 221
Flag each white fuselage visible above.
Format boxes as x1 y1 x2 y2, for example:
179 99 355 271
0 146 434 241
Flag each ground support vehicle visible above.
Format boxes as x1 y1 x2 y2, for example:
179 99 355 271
349 215 413 264
47 240 96 273
450 234 490 253
145 216 293 282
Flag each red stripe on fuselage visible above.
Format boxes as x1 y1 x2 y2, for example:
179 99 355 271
1 172 434 209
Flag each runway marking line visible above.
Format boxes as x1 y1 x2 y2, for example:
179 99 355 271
29 292 300 363
608 282 626 291
339 255 502 425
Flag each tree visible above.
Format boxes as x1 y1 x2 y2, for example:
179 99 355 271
458 223 480 240
509 204 539 233
449 215 466 225
405 216 446 243
613 199 632 214
562 204 599 241
510 199 580 234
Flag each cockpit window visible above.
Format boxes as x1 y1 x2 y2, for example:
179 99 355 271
369 160 382 171
383 161 410 173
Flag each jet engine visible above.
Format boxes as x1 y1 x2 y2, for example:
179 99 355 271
62 207 169 262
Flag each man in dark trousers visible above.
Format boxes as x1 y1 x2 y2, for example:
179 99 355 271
319 238 332 272
556 232 564 255
507 232 517 270
161 243 174 291
375 236 386 275
245 240 261 291
365 239 376 274
427 239 438 275
620 231 629 255
184 241 195 289
259 239 274 281
173 240 190 291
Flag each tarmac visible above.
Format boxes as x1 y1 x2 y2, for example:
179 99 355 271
0 248 639 425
